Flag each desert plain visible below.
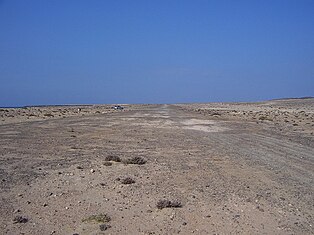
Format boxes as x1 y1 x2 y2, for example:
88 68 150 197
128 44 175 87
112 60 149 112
0 98 313 234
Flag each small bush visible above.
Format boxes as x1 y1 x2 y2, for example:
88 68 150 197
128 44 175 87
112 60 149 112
258 116 273 121
156 200 182 209
13 216 28 223
123 156 146 165
121 177 135 184
105 155 121 162
103 162 112 166
82 213 111 223
99 224 111 231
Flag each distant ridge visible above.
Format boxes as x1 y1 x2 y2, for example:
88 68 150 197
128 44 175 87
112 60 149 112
271 96 314 101
0 104 96 109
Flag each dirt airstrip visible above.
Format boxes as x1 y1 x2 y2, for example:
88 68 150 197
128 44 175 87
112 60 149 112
0 99 313 234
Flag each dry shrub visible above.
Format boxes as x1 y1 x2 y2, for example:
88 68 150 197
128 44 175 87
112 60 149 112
121 177 135 184
105 155 121 162
123 156 146 165
82 213 111 223
103 162 112 166
13 216 28 223
99 224 111 231
156 200 182 209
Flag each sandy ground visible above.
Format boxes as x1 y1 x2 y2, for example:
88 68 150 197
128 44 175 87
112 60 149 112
0 99 313 234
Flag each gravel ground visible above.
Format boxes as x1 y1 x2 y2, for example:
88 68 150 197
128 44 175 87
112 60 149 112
0 100 313 234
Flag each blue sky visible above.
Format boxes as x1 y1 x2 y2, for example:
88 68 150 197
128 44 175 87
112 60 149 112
0 0 313 106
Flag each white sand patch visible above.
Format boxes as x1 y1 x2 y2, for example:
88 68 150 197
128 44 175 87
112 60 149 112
181 119 228 132
181 119 216 125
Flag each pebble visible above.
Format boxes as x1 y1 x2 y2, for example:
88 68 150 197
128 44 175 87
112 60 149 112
90 169 95 173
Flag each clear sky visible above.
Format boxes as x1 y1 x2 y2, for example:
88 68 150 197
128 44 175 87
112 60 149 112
0 0 313 106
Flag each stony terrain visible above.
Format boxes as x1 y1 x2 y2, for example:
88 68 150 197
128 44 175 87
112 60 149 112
0 99 313 234
0 104 148 125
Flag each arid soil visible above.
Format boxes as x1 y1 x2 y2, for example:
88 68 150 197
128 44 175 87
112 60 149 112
0 99 313 234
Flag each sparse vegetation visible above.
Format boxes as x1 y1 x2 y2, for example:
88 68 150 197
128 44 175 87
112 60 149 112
258 116 273 121
156 199 182 209
82 213 111 223
99 224 111 231
121 177 135 184
103 162 112 166
13 216 28 223
123 156 146 165
105 155 121 162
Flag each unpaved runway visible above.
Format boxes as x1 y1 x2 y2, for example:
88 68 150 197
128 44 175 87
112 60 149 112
0 104 313 234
